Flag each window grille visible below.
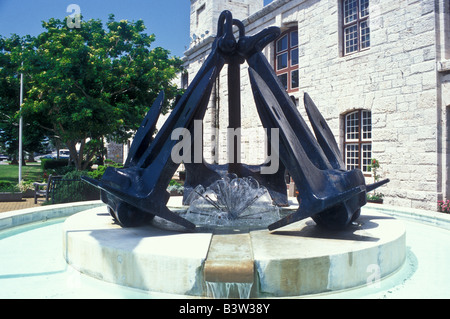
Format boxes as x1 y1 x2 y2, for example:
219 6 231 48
344 110 372 174
342 0 370 55
274 28 299 92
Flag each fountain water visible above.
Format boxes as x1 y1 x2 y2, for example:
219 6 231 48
184 174 280 231
205 281 253 299
183 174 280 298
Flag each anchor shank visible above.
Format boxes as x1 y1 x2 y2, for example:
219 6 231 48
228 55 242 176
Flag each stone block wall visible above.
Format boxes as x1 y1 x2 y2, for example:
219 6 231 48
180 0 449 211
292 0 440 210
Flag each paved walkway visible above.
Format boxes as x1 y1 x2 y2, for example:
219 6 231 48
0 198 42 213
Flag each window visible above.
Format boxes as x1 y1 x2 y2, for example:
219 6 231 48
344 110 372 174
196 4 205 28
274 28 299 93
342 0 370 55
181 71 189 90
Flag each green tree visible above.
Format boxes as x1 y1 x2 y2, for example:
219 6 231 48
19 15 183 170
0 35 48 164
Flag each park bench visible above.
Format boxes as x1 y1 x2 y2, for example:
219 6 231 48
33 175 62 204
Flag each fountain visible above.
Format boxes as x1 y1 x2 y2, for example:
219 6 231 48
82 10 389 232
67 10 402 298
184 173 280 231
3 202 450 298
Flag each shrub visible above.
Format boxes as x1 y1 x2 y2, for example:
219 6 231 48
18 180 34 192
438 200 450 214
51 165 77 176
366 192 384 202
50 170 100 204
40 158 69 170
0 180 19 192
87 161 123 180
168 179 184 195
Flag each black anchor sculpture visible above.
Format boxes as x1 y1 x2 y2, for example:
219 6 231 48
82 10 388 231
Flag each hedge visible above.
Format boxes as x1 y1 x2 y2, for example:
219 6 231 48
40 158 69 170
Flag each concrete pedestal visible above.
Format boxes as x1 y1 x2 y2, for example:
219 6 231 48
62 203 406 298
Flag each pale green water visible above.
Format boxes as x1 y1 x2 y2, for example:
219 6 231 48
1 212 449 298
313 218 450 299
0 218 180 299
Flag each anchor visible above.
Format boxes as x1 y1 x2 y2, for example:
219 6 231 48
82 10 388 231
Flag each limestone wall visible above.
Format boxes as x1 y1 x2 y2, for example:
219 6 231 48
294 0 440 210
181 0 449 211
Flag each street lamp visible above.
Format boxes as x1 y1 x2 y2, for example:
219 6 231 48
18 62 23 183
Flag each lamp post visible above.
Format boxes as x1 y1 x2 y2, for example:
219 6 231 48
18 62 23 183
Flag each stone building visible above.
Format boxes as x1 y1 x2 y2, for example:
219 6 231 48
176 0 450 211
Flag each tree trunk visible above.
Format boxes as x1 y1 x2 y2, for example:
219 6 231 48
9 154 26 166
28 152 36 162
67 138 95 171
67 141 81 170
56 140 60 160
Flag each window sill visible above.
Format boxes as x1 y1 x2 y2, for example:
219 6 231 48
438 60 450 73
341 48 371 60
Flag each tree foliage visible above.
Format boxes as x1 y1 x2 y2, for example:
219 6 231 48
3 15 183 170
0 35 48 162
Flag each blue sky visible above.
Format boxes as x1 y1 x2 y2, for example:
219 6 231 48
0 0 274 58
0 0 191 57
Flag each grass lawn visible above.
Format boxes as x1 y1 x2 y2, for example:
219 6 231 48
0 162 43 183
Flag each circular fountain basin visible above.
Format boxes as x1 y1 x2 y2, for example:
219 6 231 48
62 200 406 297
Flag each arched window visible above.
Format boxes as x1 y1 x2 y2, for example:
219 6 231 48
344 109 372 175
274 27 299 93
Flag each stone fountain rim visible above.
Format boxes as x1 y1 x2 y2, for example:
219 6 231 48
61 199 407 297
